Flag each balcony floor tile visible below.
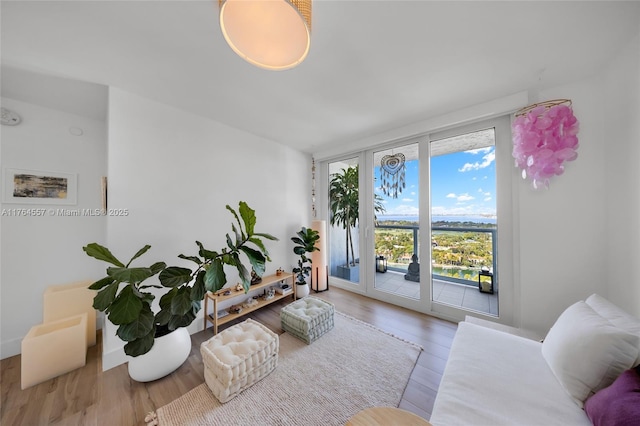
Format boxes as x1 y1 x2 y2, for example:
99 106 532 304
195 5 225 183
374 272 498 316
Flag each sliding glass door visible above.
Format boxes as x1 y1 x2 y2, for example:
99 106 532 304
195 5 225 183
428 116 514 323
429 128 498 316
321 115 514 323
372 142 421 301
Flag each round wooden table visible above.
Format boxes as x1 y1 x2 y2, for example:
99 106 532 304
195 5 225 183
346 407 432 425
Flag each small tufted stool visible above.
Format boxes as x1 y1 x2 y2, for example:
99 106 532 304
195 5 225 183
280 296 335 344
200 318 278 403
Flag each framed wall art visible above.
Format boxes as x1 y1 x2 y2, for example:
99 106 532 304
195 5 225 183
2 168 78 205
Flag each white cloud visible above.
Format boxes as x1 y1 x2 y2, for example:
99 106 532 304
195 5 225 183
386 205 419 215
458 151 495 172
446 192 474 202
484 196 492 201
402 198 414 202
467 147 493 155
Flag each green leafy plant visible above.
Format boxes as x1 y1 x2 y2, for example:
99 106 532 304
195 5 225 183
329 165 385 267
291 227 320 285
84 201 277 357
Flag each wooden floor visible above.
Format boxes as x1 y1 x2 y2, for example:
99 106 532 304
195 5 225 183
1 287 457 426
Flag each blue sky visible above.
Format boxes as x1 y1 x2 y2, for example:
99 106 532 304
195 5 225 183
375 147 496 217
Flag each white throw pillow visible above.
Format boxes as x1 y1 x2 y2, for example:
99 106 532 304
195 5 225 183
541 301 640 407
586 294 640 366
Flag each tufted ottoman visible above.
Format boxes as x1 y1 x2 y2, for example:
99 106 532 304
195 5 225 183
280 296 335 344
200 318 278 403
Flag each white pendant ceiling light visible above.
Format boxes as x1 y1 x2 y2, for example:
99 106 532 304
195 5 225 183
219 0 312 70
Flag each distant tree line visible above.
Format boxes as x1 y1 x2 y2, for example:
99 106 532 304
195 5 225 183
375 221 494 270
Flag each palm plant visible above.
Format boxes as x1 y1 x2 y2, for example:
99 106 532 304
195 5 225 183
329 165 385 268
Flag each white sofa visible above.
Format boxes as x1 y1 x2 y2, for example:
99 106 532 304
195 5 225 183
431 294 640 426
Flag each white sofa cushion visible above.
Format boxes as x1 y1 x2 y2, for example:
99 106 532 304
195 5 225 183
542 301 640 407
431 322 590 426
586 293 640 366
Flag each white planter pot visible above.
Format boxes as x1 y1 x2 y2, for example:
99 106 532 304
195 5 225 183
128 327 191 382
296 282 310 298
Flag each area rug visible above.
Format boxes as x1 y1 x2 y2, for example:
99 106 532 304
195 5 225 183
148 312 422 426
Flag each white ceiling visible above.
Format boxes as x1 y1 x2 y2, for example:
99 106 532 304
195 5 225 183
1 1 639 154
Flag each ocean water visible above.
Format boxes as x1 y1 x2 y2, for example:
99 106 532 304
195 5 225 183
378 215 496 225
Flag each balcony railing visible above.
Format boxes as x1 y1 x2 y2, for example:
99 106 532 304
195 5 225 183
375 223 497 289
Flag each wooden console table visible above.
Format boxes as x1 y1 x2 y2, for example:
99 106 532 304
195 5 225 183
204 272 295 334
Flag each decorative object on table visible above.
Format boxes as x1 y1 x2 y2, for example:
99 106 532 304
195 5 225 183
478 267 494 294
276 267 284 276
512 99 579 190
404 254 420 282
291 226 320 298
228 305 243 315
275 282 292 296
265 287 275 300
380 152 406 199
82 202 276 380
3 168 77 205
311 220 329 292
235 282 243 292
330 165 385 282
242 297 258 309
250 268 262 285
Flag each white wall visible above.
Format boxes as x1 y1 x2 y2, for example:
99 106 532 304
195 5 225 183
517 33 640 333
102 87 310 370
0 97 107 359
516 78 607 334
603 33 640 317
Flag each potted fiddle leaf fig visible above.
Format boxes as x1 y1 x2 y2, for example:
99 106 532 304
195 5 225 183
291 226 320 298
162 201 278 296
83 243 174 357
84 201 277 381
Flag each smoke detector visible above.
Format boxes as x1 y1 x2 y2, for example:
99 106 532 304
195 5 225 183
1 107 22 126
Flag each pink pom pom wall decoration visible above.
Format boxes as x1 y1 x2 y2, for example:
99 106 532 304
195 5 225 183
512 99 579 189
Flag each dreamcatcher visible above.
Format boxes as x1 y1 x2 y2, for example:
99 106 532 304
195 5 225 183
380 153 406 198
